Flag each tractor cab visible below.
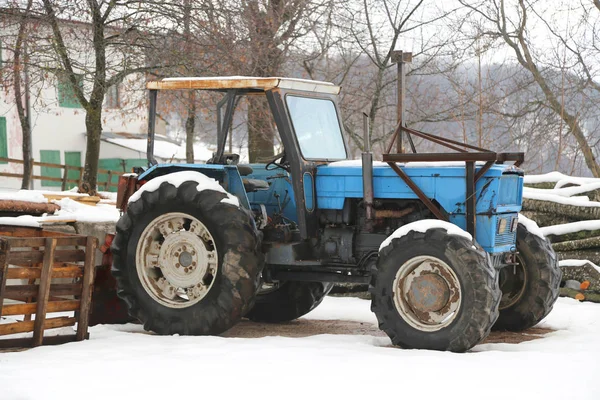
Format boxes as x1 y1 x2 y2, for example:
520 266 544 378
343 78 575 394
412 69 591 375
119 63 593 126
137 76 349 239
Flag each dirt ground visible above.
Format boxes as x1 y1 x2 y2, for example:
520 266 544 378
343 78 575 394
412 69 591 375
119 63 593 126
224 318 553 345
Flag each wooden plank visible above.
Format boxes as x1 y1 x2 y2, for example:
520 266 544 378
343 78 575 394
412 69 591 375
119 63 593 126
4 283 82 300
6 265 83 280
2 300 80 316
42 194 101 204
0 333 84 349
76 236 97 341
0 239 9 317
8 249 86 265
3 236 87 248
0 225 43 237
32 238 56 346
0 316 76 336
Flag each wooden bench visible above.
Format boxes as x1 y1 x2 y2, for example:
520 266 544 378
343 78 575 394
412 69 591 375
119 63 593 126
0 225 97 349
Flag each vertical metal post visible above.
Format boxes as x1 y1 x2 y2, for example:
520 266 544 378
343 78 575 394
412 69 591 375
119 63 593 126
391 50 412 154
147 89 158 166
362 113 374 231
465 161 476 238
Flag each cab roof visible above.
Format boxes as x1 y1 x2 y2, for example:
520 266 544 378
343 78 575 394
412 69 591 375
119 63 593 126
146 76 340 95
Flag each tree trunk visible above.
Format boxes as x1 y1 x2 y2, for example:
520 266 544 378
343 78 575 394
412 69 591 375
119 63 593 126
185 92 196 163
248 96 274 162
81 109 102 195
13 0 33 190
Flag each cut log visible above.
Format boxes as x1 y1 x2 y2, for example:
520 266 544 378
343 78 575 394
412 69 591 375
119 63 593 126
552 236 600 252
559 261 600 290
524 182 556 190
0 200 59 216
559 287 600 303
558 250 600 265
547 229 600 243
522 198 600 221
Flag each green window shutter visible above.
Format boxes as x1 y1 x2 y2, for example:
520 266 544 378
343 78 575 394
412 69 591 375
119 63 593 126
0 117 7 164
57 74 83 108
40 150 61 187
64 151 82 188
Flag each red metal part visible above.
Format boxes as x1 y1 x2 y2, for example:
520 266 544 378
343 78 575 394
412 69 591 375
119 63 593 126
88 233 132 326
116 174 139 212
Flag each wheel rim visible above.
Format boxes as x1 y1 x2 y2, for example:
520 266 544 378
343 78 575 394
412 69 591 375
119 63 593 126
135 212 218 308
392 256 462 332
498 256 527 310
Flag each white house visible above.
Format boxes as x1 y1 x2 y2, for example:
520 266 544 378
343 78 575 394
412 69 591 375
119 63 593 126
0 14 155 191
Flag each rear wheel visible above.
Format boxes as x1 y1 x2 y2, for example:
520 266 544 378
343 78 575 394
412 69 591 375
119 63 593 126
493 222 561 331
371 228 500 352
245 281 333 323
111 178 262 335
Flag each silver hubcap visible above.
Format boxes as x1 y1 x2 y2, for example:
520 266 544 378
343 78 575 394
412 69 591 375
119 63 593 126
393 256 461 332
136 212 218 308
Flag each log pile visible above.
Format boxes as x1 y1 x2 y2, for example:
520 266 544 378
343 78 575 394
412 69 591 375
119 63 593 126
523 173 600 303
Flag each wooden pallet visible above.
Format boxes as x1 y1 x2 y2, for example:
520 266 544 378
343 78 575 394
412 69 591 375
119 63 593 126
0 225 97 349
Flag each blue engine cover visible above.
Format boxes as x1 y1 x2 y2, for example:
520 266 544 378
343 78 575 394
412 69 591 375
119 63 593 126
316 162 523 254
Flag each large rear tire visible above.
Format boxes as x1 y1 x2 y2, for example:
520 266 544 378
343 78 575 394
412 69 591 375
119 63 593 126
493 222 561 331
245 281 333 323
371 227 500 352
111 178 262 335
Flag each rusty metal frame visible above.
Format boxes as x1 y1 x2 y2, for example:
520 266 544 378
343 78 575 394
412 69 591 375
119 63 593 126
383 125 524 238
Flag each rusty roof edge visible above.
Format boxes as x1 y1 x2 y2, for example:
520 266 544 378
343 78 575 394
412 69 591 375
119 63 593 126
146 76 340 94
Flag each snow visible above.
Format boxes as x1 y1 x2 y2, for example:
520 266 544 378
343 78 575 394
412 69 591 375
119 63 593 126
540 220 600 236
517 213 546 239
0 215 40 227
523 171 572 184
0 296 598 400
39 198 121 223
0 190 48 203
128 171 240 208
327 160 490 168
559 259 600 274
379 219 472 251
327 160 389 167
523 187 600 207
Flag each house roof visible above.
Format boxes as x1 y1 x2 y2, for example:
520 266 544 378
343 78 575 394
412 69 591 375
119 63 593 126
99 131 215 162
146 76 341 95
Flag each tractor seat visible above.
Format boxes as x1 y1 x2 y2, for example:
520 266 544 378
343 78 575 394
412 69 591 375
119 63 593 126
237 164 253 176
243 178 270 192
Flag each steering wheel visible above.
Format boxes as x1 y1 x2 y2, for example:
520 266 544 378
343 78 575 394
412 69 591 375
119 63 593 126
265 150 289 171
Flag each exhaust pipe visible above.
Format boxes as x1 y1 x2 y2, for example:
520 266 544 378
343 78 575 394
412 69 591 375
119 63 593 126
362 112 374 231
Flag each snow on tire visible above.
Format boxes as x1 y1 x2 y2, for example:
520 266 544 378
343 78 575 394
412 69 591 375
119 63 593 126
111 178 263 335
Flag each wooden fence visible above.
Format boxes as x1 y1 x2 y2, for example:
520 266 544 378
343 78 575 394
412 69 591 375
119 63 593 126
0 157 122 191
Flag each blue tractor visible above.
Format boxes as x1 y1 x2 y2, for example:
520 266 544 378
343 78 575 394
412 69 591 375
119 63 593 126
112 73 561 352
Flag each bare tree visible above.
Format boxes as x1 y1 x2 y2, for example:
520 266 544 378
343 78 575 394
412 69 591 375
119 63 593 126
458 0 600 176
35 0 181 193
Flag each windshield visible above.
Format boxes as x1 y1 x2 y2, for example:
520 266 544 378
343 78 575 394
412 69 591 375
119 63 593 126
286 96 347 160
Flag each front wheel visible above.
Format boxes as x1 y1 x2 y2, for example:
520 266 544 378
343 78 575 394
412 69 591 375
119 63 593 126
371 227 500 352
493 221 561 331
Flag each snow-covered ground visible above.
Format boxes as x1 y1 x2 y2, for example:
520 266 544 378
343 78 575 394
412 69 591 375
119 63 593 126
0 297 598 400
